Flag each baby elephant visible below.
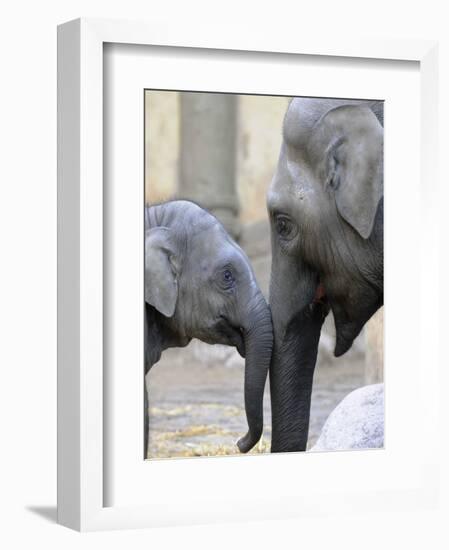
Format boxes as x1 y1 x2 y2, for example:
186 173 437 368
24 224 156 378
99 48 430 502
144 200 273 458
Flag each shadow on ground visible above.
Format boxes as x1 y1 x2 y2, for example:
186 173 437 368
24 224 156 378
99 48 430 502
26 506 57 523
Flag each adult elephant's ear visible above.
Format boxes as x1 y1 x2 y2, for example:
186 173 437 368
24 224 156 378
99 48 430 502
322 105 383 239
145 227 179 317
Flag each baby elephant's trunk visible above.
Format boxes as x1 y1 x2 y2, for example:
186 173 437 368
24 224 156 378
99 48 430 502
237 290 273 453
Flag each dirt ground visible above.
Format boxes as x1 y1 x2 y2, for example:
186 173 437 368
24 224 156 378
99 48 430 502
146 341 365 459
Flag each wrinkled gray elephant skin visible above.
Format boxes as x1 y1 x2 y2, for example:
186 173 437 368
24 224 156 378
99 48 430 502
144 200 273 458
268 99 384 452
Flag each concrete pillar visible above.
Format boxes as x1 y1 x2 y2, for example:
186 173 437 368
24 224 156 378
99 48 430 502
365 308 384 384
179 92 240 239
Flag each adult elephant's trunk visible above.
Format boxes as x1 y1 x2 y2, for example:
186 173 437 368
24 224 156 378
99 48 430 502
237 290 273 453
268 250 329 453
270 303 327 452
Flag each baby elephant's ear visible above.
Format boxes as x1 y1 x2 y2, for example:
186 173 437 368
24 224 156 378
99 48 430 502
145 227 178 317
322 105 383 239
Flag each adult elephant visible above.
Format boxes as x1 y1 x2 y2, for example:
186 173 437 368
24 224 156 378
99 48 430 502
268 98 384 452
144 200 273 458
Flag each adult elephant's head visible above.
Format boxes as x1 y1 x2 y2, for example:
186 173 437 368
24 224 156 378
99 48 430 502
268 98 384 452
145 200 273 453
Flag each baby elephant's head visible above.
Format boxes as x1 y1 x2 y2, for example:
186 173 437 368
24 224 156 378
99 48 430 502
145 200 273 452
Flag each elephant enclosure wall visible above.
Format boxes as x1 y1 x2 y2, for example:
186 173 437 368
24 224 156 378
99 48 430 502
145 90 383 458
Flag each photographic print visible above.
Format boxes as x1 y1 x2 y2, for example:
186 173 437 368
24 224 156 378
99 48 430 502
144 91 384 459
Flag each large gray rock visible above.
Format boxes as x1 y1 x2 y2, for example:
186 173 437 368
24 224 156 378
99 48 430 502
311 384 384 451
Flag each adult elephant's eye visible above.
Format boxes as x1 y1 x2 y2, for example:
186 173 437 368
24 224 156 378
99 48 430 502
275 215 297 240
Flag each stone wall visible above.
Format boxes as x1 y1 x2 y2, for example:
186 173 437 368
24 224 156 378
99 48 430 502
145 91 179 202
145 90 289 225
364 309 384 384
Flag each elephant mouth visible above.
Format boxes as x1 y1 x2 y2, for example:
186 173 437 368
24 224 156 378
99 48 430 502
310 278 365 357
308 283 330 323
215 316 246 358
231 326 246 358
313 282 327 305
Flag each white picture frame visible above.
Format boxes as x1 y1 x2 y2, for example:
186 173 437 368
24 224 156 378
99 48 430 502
57 17 440 531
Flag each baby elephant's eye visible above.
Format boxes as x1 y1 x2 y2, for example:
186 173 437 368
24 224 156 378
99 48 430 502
223 269 235 283
217 266 236 290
